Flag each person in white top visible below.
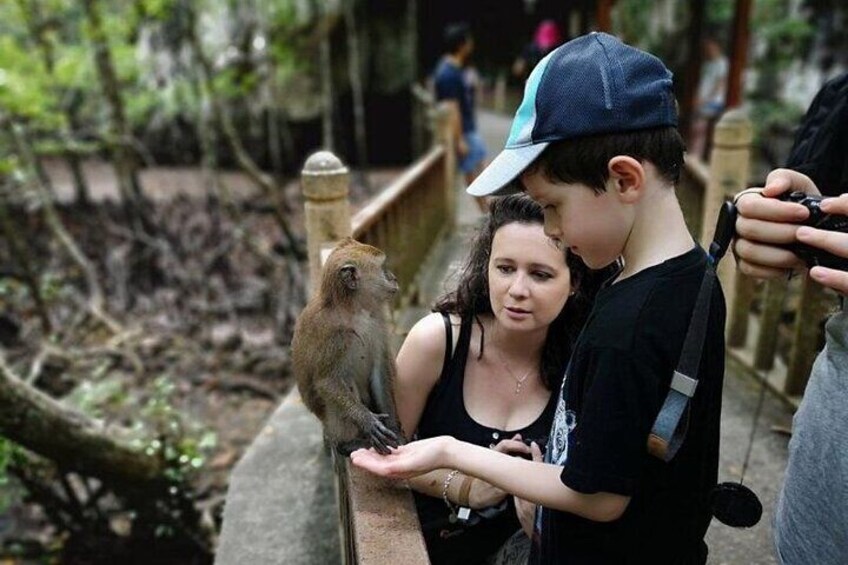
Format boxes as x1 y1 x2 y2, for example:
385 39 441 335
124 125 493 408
690 35 729 159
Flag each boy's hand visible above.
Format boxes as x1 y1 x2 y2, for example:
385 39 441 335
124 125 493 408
734 168 817 278
514 441 543 538
350 436 454 480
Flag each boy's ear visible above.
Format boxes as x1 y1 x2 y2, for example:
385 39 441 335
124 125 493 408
607 156 645 204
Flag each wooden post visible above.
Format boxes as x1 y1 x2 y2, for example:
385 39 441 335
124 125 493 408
753 278 789 371
595 0 614 32
433 102 456 230
301 151 352 295
680 0 705 142
785 277 832 396
728 275 757 348
700 109 753 336
726 0 753 109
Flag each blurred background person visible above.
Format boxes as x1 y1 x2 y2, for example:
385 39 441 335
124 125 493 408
511 20 562 83
689 34 729 159
434 22 489 211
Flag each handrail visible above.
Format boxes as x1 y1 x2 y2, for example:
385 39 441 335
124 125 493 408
352 146 445 238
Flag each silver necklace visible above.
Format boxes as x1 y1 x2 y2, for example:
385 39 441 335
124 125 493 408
495 349 534 394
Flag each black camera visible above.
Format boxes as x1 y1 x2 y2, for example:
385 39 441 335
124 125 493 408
779 191 848 271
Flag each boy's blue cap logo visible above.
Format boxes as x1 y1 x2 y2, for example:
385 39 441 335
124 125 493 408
468 32 677 197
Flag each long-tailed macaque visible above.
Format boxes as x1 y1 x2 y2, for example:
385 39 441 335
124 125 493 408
291 238 403 455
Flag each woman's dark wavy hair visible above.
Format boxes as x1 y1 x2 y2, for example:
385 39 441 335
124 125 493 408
434 193 606 390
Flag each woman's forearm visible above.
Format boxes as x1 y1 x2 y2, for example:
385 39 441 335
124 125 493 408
407 469 453 500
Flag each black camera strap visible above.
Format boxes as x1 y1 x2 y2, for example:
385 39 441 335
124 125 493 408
647 202 736 462
648 201 764 528
647 262 717 461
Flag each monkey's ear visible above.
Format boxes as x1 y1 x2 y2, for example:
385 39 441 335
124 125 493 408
339 263 359 290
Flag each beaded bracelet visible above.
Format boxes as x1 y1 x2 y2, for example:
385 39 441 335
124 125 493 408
442 469 471 523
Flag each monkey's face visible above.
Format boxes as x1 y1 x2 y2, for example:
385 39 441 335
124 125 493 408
326 239 398 304
376 262 399 297
487 222 571 331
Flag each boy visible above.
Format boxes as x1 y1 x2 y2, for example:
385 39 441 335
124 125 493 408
353 32 725 564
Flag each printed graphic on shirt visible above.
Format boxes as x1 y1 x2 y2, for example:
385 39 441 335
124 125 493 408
546 369 577 467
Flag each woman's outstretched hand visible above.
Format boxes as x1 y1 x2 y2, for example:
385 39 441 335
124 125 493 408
350 436 454 480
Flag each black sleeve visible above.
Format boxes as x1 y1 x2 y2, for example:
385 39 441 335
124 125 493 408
560 347 664 496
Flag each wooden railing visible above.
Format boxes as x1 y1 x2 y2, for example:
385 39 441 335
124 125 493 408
351 145 451 308
299 102 457 565
681 109 839 403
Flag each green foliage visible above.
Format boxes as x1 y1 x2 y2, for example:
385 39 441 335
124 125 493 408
135 376 217 485
753 1 814 68
64 376 129 418
0 37 62 124
0 436 21 513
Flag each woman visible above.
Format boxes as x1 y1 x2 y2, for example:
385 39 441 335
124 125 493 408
394 194 599 564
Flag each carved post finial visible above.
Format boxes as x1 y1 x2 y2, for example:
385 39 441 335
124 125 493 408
301 151 352 295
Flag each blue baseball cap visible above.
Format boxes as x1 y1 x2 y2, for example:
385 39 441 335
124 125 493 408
467 32 677 197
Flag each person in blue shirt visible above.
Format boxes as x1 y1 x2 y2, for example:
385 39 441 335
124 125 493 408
434 22 488 211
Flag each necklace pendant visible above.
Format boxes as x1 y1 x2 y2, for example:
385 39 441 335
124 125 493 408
515 382 522 394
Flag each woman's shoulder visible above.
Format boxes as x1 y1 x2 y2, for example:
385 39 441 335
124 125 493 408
396 312 457 391
403 312 455 354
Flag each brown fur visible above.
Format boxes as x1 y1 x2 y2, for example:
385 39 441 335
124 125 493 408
291 238 402 454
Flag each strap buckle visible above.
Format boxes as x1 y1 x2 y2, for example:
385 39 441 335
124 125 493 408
671 371 698 398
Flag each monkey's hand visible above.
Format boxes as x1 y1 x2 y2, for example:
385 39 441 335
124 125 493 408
367 412 401 455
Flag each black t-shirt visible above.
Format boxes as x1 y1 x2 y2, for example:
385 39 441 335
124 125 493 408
531 247 725 564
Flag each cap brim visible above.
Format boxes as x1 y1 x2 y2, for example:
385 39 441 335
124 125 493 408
466 143 549 197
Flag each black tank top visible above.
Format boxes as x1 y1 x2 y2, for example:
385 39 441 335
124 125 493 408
414 314 558 565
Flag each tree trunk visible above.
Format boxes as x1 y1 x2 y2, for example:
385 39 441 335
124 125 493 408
9 122 121 335
78 0 145 214
0 183 51 334
183 0 302 258
0 353 163 485
344 0 367 171
16 0 93 205
318 0 334 151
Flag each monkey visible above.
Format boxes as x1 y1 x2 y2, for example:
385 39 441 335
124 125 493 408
291 237 403 455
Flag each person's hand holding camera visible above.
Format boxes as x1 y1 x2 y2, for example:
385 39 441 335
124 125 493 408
734 168 848 295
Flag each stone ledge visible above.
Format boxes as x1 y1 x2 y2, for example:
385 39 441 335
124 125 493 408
217 387 430 564
215 388 340 565
339 460 429 565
